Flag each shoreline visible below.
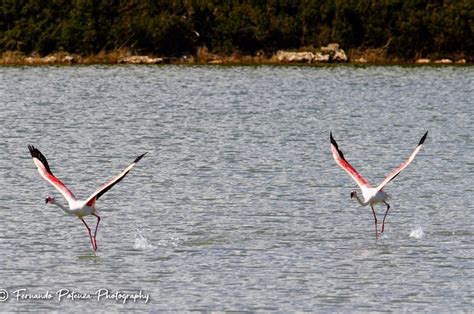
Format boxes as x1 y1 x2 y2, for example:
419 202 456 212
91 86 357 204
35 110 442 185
0 49 469 66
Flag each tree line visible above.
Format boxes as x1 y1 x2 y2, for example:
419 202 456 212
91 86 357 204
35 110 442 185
1 0 472 60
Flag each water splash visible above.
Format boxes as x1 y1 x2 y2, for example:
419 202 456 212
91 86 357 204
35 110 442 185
157 236 181 248
134 228 155 250
409 226 425 239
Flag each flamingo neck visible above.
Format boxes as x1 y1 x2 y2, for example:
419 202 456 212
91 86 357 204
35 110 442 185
50 200 72 214
354 194 369 206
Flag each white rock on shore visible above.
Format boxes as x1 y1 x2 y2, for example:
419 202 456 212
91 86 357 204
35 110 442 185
118 56 163 64
434 59 453 64
416 58 431 64
25 55 57 64
276 43 347 63
276 51 315 63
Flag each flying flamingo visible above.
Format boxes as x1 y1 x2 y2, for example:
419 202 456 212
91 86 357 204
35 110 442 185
330 131 428 239
28 145 146 251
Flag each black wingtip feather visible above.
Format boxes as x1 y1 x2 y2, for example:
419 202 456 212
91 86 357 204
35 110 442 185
330 132 346 161
419 131 428 145
94 152 147 202
28 145 53 174
330 132 338 147
134 152 147 163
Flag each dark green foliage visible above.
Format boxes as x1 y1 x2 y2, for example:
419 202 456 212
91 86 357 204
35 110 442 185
0 0 472 59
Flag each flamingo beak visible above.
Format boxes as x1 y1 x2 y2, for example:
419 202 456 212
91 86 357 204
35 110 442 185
350 192 355 199
45 198 50 204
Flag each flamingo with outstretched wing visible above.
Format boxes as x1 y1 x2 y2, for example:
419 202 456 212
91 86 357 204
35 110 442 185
330 131 428 239
28 145 146 251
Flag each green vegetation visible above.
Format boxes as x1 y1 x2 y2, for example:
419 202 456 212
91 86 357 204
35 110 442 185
1 0 472 61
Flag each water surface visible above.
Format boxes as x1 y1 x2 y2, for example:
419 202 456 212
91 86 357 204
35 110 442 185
0 65 472 311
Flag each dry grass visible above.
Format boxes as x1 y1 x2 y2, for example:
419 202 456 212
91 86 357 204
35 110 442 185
1 47 469 65
0 51 26 64
0 49 133 65
348 47 391 64
81 49 131 64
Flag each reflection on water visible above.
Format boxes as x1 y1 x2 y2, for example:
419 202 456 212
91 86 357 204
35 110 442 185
0 65 472 311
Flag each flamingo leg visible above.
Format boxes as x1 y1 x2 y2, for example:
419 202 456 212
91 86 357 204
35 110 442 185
381 201 390 233
81 218 97 251
92 213 101 250
370 205 378 240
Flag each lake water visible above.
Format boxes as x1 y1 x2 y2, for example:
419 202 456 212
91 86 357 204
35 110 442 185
0 65 472 311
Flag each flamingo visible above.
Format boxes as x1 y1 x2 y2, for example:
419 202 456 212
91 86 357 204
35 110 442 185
330 131 428 239
28 145 146 251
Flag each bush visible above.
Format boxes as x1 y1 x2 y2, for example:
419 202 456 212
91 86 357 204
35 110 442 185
0 0 471 60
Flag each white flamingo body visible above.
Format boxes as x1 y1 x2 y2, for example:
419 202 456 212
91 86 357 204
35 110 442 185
354 188 389 207
330 131 428 239
49 199 93 218
28 145 146 251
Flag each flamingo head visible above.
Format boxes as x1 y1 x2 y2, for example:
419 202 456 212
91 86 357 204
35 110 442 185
350 190 357 199
45 196 55 204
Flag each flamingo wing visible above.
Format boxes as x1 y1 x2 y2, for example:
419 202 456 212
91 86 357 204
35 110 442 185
376 131 428 191
330 132 371 189
28 145 77 204
85 152 147 207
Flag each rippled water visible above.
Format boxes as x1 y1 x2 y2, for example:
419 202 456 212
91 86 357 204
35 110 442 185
0 65 472 311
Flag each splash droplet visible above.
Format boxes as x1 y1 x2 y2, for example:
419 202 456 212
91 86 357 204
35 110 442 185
409 226 425 239
134 228 155 250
